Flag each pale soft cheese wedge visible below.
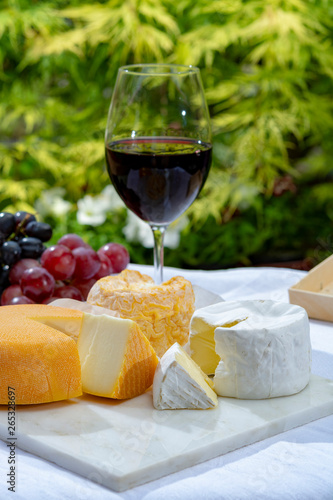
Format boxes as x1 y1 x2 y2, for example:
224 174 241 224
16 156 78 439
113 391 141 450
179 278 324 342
153 342 218 410
0 304 83 405
50 298 121 341
77 313 159 400
189 300 311 399
50 298 121 318
37 298 116 343
29 310 83 343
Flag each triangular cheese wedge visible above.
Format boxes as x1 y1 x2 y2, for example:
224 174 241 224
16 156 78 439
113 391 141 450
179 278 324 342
153 342 218 410
77 313 159 399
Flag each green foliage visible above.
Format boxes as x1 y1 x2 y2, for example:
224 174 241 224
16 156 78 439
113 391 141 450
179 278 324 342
1 0 333 268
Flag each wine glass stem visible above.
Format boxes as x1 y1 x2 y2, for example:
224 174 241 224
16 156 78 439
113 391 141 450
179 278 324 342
151 225 167 284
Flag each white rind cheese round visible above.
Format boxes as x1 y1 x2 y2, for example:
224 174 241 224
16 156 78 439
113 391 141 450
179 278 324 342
189 300 311 399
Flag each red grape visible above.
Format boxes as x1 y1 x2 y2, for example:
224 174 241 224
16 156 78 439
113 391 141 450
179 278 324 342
42 297 57 304
54 280 66 289
70 277 96 300
93 252 114 280
9 296 35 305
98 243 129 273
72 247 101 280
52 285 84 301
20 267 55 302
41 244 76 281
1 285 23 306
57 233 91 250
9 258 41 285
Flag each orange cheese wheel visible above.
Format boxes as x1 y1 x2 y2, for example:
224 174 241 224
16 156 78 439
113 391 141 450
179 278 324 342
87 270 195 357
0 304 83 405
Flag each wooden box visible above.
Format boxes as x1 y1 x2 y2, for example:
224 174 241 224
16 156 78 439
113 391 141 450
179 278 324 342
289 254 333 322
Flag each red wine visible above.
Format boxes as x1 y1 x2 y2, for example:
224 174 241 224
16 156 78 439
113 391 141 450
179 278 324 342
105 138 212 225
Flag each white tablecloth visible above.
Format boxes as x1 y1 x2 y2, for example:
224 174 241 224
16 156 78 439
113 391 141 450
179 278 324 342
1 265 332 499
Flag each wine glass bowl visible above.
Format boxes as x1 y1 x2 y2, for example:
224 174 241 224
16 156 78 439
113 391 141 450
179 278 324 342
105 64 212 282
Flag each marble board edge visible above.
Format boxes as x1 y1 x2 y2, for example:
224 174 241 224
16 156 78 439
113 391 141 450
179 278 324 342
0 374 333 492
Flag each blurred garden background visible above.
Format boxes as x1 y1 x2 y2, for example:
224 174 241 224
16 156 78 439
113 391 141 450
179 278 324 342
1 0 333 270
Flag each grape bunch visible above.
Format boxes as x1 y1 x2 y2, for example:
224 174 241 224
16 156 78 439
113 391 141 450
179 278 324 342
0 211 52 303
0 211 130 306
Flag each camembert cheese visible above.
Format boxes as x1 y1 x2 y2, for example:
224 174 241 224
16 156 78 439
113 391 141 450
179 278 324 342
0 304 83 405
153 342 218 410
87 269 195 357
77 313 159 399
189 300 311 399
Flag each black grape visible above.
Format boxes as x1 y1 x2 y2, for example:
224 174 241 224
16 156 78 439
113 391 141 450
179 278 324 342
0 265 10 289
14 211 36 228
19 237 44 259
1 241 22 266
0 231 5 246
0 212 16 237
25 221 53 242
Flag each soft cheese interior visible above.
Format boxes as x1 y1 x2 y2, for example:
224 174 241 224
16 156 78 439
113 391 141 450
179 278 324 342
78 314 132 395
189 300 312 399
153 342 218 410
77 313 158 399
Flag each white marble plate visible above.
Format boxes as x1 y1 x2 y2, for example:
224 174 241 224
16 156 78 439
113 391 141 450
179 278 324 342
0 374 333 492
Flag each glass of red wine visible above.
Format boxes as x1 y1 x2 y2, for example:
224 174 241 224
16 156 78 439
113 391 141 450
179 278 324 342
105 64 212 283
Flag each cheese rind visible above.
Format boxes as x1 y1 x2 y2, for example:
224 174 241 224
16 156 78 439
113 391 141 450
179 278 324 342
153 342 218 410
0 305 83 405
77 313 159 399
87 270 195 357
189 300 311 399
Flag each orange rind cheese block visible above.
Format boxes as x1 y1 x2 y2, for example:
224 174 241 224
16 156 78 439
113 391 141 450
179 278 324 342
0 304 83 405
77 313 159 399
87 269 195 357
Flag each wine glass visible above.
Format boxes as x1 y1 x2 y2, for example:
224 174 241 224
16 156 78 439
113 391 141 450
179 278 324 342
105 64 212 283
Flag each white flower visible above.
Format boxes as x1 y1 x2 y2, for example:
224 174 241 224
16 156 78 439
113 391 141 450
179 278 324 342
123 212 154 248
123 212 188 249
51 198 73 217
77 195 107 226
165 215 188 248
99 185 126 212
35 188 72 218
76 186 126 227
